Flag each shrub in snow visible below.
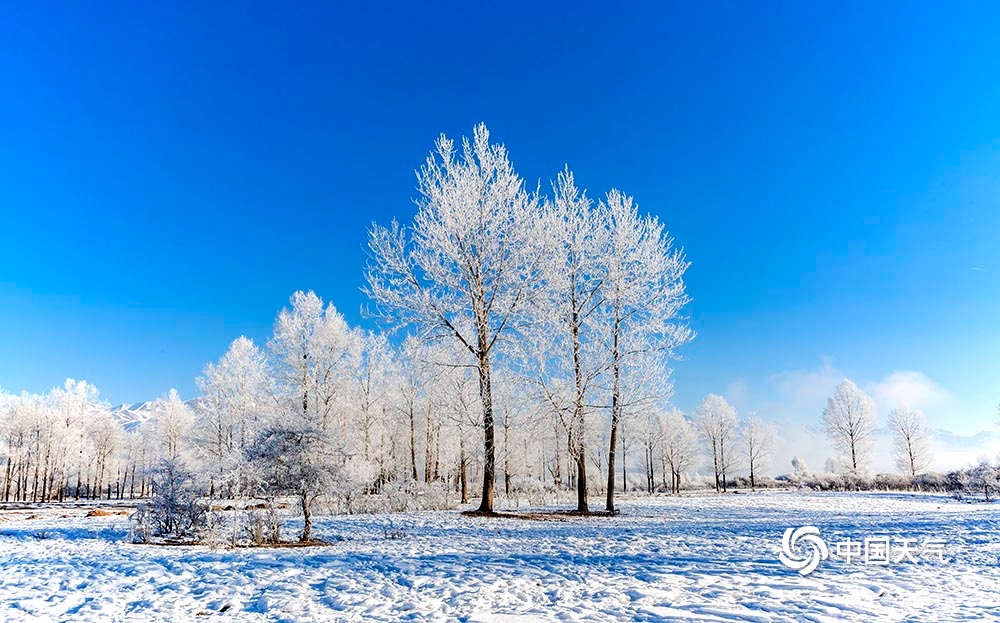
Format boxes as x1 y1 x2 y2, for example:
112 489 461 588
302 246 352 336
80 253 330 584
942 460 1000 502
508 474 558 506
342 479 458 514
246 426 353 542
791 456 810 478
732 476 780 490
873 473 912 490
131 457 208 543
968 457 1000 502
243 503 283 545
911 471 947 491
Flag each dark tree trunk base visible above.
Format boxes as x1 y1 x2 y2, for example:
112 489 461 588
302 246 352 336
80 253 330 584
462 508 620 521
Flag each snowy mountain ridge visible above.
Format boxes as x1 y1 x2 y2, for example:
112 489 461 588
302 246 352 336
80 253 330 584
109 398 206 433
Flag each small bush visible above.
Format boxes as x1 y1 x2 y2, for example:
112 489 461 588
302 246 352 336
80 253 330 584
131 457 208 543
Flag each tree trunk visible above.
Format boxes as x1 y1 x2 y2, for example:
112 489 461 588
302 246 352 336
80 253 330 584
433 421 440 481
605 311 624 512
299 491 312 542
409 403 418 482
571 316 588 513
3 455 11 502
644 446 653 494
503 417 512 498
231 503 240 548
719 440 727 493
476 350 496 513
552 424 562 488
459 432 468 504
621 427 627 494
712 442 721 493
424 412 433 483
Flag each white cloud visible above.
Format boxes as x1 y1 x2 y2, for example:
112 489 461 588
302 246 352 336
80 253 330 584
863 371 957 431
740 361 992 474
765 356 842 422
725 378 749 409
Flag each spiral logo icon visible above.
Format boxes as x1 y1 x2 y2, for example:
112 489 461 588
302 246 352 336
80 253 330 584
779 526 829 575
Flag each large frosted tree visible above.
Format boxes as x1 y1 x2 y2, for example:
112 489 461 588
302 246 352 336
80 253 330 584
531 168 607 512
599 189 693 511
822 379 876 474
366 124 541 513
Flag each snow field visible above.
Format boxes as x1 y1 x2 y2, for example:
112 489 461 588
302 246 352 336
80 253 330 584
1 491 999 622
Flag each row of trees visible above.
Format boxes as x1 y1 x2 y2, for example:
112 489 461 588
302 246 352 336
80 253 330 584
0 380 152 504
3 125 981 542
365 125 694 513
0 122 692 535
821 378 933 477
0 367 939 522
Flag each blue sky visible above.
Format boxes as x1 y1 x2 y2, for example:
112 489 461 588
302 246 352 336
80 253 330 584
1 2 997 435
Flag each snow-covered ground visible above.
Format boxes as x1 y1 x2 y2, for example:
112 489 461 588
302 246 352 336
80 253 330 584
1 491 998 622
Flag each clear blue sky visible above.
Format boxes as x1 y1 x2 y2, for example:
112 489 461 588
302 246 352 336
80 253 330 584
1 2 997 432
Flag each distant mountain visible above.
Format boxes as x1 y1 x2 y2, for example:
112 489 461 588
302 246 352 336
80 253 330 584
930 427 1000 450
109 398 207 432
928 428 1000 471
109 402 157 432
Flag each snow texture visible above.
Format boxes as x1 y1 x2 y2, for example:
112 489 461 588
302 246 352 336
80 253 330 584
1 491 998 622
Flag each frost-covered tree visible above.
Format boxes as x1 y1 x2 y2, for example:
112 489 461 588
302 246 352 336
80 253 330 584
969 456 1000 502
530 168 607 512
263 291 361 535
887 406 932 477
195 336 273 496
366 124 541 513
660 408 699 494
246 426 349 542
598 189 693 511
695 394 737 492
639 413 663 494
490 366 540 498
86 407 121 500
51 379 113 501
822 379 876 474
0 380 169 504
269 291 360 432
132 456 208 542
393 336 438 484
422 341 485 504
742 414 775 491
791 455 810 477
151 389 194 463
354 331 392 468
